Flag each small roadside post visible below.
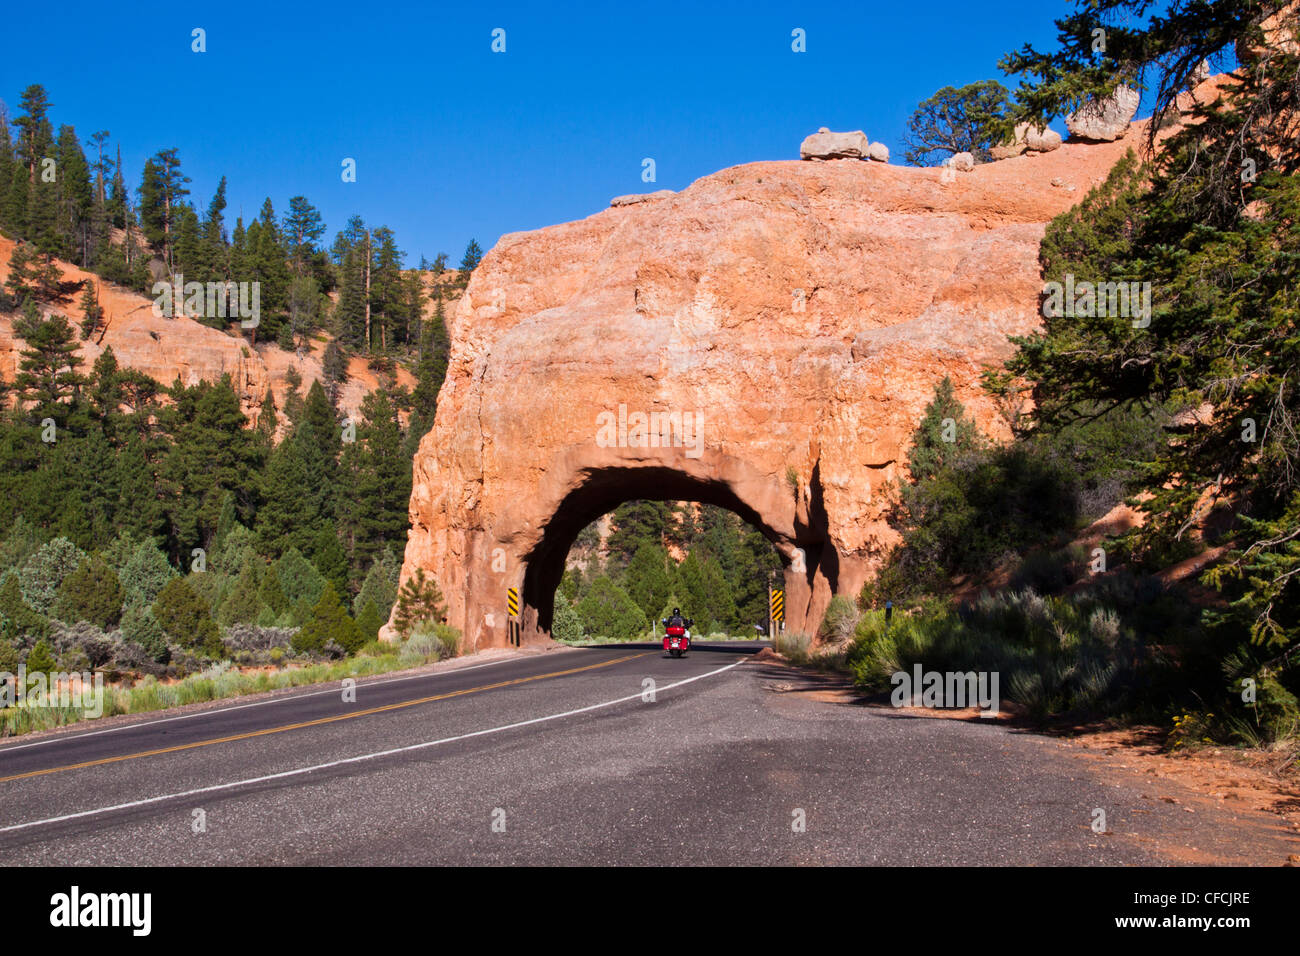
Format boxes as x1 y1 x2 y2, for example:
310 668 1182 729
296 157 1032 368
507 587 520 646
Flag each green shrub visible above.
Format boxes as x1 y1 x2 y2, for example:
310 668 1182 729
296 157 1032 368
25 638 55 674
275 547 326 609
120 604 170 663
575 575 647 641
19 538 86 615
217 555 264 625
152 576 224 658
551 599 585 641
118 539 176 610
53 554 124 628
0 570 49 644
292 584 365 656
819 595 859 645
356 600 384 642
846 589 1161 719
353 549 400 620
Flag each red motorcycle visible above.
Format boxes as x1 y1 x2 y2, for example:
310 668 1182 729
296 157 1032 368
661 616 693 658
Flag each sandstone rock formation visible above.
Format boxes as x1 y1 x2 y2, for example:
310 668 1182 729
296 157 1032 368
400 111 1163 652
1066 85 1141 142
948 151 976 172
800 128 871 160
867 142 890 163
1237 1 1300 60
610 190 676 207
992 122 1066 159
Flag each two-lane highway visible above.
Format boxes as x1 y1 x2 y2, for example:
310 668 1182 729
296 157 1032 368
0 643 1273 864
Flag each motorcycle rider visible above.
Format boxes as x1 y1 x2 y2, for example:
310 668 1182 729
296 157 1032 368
662 607 694 636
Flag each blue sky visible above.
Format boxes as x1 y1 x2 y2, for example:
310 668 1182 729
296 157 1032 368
2 1 1079 266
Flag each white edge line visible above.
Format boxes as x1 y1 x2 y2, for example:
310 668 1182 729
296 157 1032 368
0 659 746 835
0 653 528 754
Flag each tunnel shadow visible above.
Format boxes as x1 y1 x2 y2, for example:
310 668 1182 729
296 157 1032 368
519 465 807 639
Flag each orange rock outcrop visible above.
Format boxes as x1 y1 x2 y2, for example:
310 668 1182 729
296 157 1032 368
400 100 1183 651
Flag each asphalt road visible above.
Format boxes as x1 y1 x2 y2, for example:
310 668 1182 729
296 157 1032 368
0 643 1225 864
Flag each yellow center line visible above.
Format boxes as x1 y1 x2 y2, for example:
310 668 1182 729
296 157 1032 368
0 652 652 785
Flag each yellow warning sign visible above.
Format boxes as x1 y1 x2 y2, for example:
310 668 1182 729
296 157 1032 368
507 587 519 618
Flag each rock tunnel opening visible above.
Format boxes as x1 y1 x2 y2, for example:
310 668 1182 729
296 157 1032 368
517 464 836 641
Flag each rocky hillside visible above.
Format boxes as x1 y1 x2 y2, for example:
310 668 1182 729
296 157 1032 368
0 233 432 432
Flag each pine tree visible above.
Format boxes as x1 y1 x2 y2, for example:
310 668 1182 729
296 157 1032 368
120 603 169 662
906 377 982 483
159 375 262 556
274 546 326 608
52 124 92 263
77 280 103 340
25 638 55 673
310 522 349 597
199 176 228 282
19 537 86 615
459 238 483 275
335 247 367 348
410 297 449 438
12 309 86 425
282 196 324 277
607 501 670 570
11 85 54 245
86 130 111 206
336 389 409 578
172 203 202 293
251 198 289 343
392 568 446 636
4 242 36 300
322 340 348 406
622 543 674 623
12 85 54 181
0 105 14 233
257 559 288 616
998 1 1300 643
255 387 278 441
137 148 189 270
106 143 126 229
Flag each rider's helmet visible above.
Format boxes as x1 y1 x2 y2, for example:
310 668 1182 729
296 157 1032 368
673 608 680 615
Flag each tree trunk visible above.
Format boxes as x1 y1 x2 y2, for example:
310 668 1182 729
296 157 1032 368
364 233 372 350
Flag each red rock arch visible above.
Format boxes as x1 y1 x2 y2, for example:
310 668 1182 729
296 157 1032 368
395 141 1144 653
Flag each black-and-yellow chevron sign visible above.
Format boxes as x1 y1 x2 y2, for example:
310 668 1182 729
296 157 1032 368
770 589 784 622
507 587 519 618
